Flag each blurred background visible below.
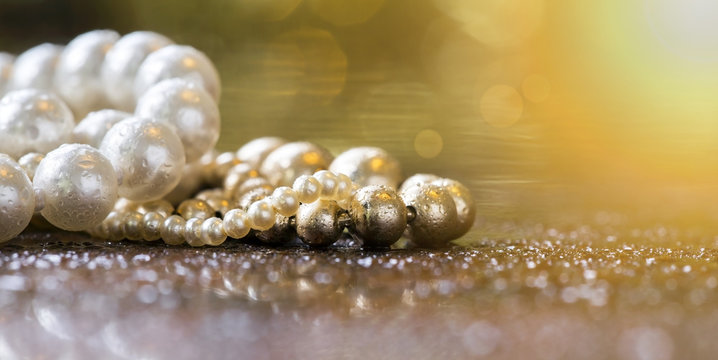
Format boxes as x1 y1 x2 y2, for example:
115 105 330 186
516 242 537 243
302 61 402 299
3 0 718 241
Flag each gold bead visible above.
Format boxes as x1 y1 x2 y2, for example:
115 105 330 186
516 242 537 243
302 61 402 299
349 185 407 247
398 173 440 194
431 178 475 239
236 137 286 168
255 214 294 244
177 199 215 220
259 142 334 187
329 147 402 189
296 200 344 247
400 183 458 248
160 215 186 245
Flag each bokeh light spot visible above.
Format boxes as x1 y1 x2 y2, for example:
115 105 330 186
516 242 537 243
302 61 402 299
479 85 523 128
309 0 385 26
414 129 443 159
521 74 551 103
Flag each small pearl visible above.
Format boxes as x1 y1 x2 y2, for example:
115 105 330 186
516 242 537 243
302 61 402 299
134 44 221 102
8 43 63 92
17 152 44 180
105 212 125 241
237 177 271 199
0 155 35 243
0 89 74 158
198 191 232 216
400 183 459 248
329 147 402 188
200 217 227 246
236 137 286 168
160 215 186 245
349 185 407 247
237 187 272 210
135 78 220 162
54 30 119 116
137 200 174 217
259 142 334 187
314 170 338 199
222 209 251 239
141 211 165 241
247 199 276 231
292 175 321 203
431 178 476 239
177 199 215 220
271 186 299 216
223 163 259 197
184 218 204 247
122 211 144 241
296 200 344 247
399 173 440 193
0 53 13 96
72 109 132 148
33 144 118 231
99 117 186 201
335 173 353 201
101 31 173 111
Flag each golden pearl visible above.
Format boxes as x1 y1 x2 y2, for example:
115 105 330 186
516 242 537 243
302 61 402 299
259 141 334 187
177 199 215 220
122 211 144 240
400 183 458 248
255 214 294 244
160 215 186 245
236 136 287 168
432 178 475 239
141 212 165 241
349 185 407 247
296 200 344 247
398 173 440 194
329 147 402 188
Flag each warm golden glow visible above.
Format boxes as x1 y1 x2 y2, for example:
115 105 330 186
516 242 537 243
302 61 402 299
302 152 321 165
414 129 443 159
478 85 523 128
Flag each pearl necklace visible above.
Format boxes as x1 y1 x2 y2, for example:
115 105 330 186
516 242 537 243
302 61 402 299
0 30 475 249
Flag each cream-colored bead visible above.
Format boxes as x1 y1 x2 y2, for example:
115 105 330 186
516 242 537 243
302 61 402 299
223 163 258 197
198 190 232 216
177 199 215 220
122 211 144 241
270 186 299 216
236 137 286 168
184 218 204 247
141 211 165 241
222 209 251 239
329 146 402 189
314 170 338 199
335 173 353 201
292 175 321 203
200 217 227 246
237 187 272 210
160 215 186 245
17 152 44 181
208 151 240 187
105 212 124 241
237 177 271 198
259 141 334 187
247 199 275 231
138 200 174 217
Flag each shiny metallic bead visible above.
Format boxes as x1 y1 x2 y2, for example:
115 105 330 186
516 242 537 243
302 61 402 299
314 170 338 199
296 200 344 247
292 175 321 204
122 211 144 241
177 199 215 220
399 173 441 194
160 215 186 245
200 217 227 246
223 163 259 197
247 199 276 231
237 187 272 210
17 152 44 180
259 142 334 187
137 200 174 217
184 218 204 247
329 147 402 189
349 185 407 247
400 183 459 248
431 178 475 239
270 186 300 216
256 214 294 245
222 209 251 239
236 137 287 168
141 211 164 241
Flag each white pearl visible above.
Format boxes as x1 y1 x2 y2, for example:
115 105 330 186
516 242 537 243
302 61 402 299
292 175 321 203
200 217 227 246
247 199 275 231
8 43 63 92
141 211 165 241
259 142 334 187
33 144 118 231
335 173 353 201
0 89 75 158
223 209 252 239
17 152 44 180
236 137 286 168
329 146 402 189
99 117 186 201
101 31 173 111
160 215 186 245
0 154 35 243
134 44 221 102
72 109 132 148
184 217 204 247
54 30 119 116
135 78 220 162
0 52 12 97
271 186 300 216
313 170 338 199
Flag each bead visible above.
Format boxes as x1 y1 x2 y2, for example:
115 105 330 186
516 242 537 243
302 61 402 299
184 218 204 247
141 211 164 241
314 170 339 199
256 214 294 244
177 199 215 220
134 44 221 102
335 173 354 201
33 144 118 231
17 152 44 180
99 117 186 201
0 89 75 158
198 191 232 216
259 142 334 187
329 147 402 189
0 154 35 243
271 186 300 216
0 52 12 96
164 161 203 205
208 151 240 187
400 183 459 248
236 177 271 198
160 215 186 245
431 178 475 239
223 163 259 197
237 187 272 210
8 43 63 91
122 211 144 241
137 200 174 217
72 109 132 148
247 199 276 231
236 137 287 168
296 200 344 247
101 31 173 111
135 78 220 162
349 185 407 247
54 30 119 116
200 217 227 246
104 212 125 241
222 209 251 239
399 173 441 193
292 175 321 203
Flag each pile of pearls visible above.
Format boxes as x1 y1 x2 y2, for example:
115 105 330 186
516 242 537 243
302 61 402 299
0 30 475 249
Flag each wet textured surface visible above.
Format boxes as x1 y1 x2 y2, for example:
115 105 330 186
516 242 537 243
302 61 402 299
3 216 718 359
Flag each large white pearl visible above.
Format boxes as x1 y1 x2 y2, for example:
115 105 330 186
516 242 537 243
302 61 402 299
329 147 402 189
54 30 119 116
8 43 63 92
259 142 334 187
0 155 34 243
33 144 118 231
134 45 221 102
0 89 75 158
72 109 132 148
0 52 12 96
99 117 186 201
236 137 286 168
135 78 219 162
101 31 173 111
